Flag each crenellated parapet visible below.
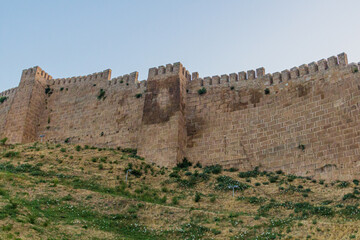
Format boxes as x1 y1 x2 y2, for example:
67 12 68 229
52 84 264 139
109 71 139 86
189 53 356 89
148 62 191 81
0 87 18 97
49 69 111 86
22 66 53 81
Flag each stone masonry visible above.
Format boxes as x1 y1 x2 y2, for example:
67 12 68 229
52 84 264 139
1 53 360 180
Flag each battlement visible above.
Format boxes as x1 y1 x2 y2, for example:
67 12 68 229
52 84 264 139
0 87 18 97
22 66 53 80
189 53 354 89
148 62 191 81
109 71 139 86
3 52 360 180
50 69 112 86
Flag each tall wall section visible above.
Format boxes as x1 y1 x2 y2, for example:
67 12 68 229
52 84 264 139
0 87 18 138
3 67 51 143
185 53 360 180
35 62 189 167
38 69 145 151
2 53 360 180
137 63 190 166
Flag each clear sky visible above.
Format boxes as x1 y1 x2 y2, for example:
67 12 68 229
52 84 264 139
1 0 360 91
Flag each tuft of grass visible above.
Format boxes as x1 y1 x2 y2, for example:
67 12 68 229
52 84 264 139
3 151 20 158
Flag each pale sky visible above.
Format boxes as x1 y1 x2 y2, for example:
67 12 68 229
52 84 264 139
1 0 360 91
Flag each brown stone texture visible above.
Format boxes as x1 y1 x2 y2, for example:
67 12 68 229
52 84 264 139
186 56 360 181
2 53 360 180
0 88 17 137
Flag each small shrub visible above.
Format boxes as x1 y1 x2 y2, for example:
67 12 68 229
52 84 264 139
215 175 249 191
45 86 53 95
287 175 297 182
3 151 20 158
225 167 238 172
210 195 216 203
230 86 235 90
0 96 8 104
238 167 260 178
343 193 357 201
1 224 13 231
130 169 142 178
135 93 142 98
255 182 261 186
269 175 279 183
172 197 179 205
98 164 104 170
211 229 221 235
64 138 70 143
298 144 305 151
60 148 66 153
195 162 202 168
197 87 207 95
338 181 350 188
97 89 106 100
264 88 270 95
194 192 201 202
204 164 222 174
353 179 359 186
62 194 73 201
169 171 180 178
75 145 82 151
176 157 192 169
0 137 8 145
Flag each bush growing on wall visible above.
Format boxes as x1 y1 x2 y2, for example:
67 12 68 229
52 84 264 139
97 89 106 100
197 87 207 95
0 96 8 104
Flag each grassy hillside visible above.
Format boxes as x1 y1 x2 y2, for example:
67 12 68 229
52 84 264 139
1 142 360 240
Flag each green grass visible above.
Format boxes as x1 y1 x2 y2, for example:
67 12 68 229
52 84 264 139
2 143 360 239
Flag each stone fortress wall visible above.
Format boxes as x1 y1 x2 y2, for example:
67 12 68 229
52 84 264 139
1 53 360 180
